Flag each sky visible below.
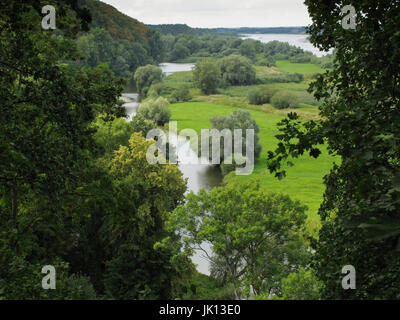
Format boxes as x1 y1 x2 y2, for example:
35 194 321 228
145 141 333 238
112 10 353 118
100 0 312 28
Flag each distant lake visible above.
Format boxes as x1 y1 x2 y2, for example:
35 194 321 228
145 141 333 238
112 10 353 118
241 33 333 57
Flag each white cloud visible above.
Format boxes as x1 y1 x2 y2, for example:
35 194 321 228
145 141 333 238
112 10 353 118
100 0 312 28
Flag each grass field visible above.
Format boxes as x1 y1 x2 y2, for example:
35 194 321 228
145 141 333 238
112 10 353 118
276 60 325 74
169 101 337 235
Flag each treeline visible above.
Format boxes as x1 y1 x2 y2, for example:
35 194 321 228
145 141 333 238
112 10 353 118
147 24 306 36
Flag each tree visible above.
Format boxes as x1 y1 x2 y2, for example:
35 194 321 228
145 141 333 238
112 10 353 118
137 97 171 126
218 55 256 86
166 182 310 299
171 42 190 61
210 110 262 164
239 40 257 60
267 0 400 299
134 64 163 97
103 133 193 299
193 59 221 95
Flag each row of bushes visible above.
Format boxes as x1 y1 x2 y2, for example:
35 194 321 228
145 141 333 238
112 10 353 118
248 87 299 109
256 72 304 84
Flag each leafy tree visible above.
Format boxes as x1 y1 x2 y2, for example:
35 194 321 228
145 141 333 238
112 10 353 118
171 42 190 61
210 110 262 164
166 182 310 299
218 55 256 86
134 64 163 96
193 59 221 94
137 97 171 126
239 40 257 60
103 133 193 299
271 91 299 109
267 0 400 299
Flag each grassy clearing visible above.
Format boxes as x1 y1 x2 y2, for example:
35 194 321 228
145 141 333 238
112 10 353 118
169 101 337 235
276 60 324 74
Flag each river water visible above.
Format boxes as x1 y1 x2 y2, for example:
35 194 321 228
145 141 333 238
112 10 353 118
240 33 333 57
121 62 219 275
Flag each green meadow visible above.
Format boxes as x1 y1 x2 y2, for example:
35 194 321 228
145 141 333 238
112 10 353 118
275 60 325 74
169 101 337 234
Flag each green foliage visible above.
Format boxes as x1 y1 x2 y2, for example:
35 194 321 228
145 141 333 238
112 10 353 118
137 97 171 125
257 72 304 84
184 273 236 300
171 42 190 61
193 59 221 94
267 0 400 299
166 182 310 298
94 118 134 154
104 133 193 299
220 154 249 177
218 55 256 86
148 82 168 98
134 64 163 97
170 86 192 103
271 91 299 109
248 87 275 105
256 55 276 67
280 268 322 300
210 110 262 164
130 114 157 137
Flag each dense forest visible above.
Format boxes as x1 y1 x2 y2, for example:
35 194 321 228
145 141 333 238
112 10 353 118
1 0 400 301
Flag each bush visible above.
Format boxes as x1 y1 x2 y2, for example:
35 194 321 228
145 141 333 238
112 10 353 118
170 86 192 103
256 56 276 67
248 87 275 105
137 97 171 125
271 91 299 109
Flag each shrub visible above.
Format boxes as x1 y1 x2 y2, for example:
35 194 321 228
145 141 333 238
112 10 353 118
271 91 299 109
248 87 275 105
170 86 192 103
137 97 171 125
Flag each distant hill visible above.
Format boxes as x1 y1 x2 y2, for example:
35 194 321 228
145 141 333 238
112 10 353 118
79 0 149 43
147 24 306 36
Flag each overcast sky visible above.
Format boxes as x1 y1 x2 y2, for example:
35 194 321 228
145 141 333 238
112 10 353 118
100 0 312 28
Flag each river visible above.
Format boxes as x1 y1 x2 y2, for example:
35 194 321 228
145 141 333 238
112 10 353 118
121 62 219 275
241 33 333 57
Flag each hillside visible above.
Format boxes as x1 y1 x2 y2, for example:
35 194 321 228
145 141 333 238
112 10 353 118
79 0 149 43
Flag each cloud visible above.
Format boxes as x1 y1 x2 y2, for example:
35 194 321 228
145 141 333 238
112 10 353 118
100 0 312 28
